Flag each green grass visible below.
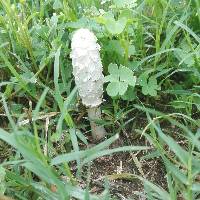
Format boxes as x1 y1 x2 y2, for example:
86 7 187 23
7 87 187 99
0 0 200 199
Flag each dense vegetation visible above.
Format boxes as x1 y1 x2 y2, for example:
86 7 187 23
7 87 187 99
0 0 200 199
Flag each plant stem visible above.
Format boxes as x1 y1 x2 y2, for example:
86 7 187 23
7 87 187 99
87 107 106 140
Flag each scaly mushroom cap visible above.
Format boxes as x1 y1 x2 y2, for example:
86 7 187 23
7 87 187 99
70 28 104 107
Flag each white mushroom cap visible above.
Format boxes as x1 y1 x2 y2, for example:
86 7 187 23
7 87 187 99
70 28 104 107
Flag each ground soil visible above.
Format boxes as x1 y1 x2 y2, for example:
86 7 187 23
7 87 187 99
74 131 168 200
0 116 168 200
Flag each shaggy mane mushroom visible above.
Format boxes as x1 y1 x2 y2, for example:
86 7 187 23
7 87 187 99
70 28 106 141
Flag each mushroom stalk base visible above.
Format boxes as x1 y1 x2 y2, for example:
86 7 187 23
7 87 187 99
87 107 106 141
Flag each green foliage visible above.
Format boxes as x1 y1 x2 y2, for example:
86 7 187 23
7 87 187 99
0 0 199 199
113 0 137 9
138 73 161 97
0 166 6 194
105 16 127 35
105 63 136 97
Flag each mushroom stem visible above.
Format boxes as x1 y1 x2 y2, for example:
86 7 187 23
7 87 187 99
87 107 106 140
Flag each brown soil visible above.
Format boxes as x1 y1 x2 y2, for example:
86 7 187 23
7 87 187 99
76 133 167 200
0 114 169 200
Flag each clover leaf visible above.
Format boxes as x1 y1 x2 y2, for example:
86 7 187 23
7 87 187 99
106 82 128 97
105 63 136 97
138 73 161 97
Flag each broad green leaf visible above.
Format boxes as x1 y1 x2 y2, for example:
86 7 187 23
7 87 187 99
119 65 136 87
149 87 157 96
142 85 149 95
118 82 128 95
108 63 119 74
105 63 136 97
104 63 119 82
105 17 127 35
104 74 118 82
148 76 157 86
53 0 62 10
106 82 118 97
139 75 160 97
138 73 148 86
105 40 125 56
106 82 128 96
